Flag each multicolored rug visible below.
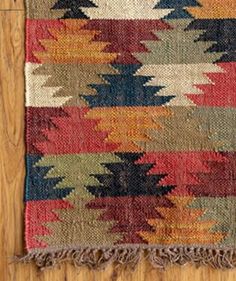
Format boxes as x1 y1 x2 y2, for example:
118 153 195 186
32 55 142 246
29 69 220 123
21 0 236 270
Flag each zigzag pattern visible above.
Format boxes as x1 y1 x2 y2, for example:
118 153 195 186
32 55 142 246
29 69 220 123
25 0 236 254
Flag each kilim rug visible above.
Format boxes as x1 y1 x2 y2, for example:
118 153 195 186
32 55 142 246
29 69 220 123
20 0 236 270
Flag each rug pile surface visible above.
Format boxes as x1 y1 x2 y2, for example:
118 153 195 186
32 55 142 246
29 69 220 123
23 0 236 269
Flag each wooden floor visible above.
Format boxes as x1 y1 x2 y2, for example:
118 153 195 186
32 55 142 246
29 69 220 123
0 1 236 280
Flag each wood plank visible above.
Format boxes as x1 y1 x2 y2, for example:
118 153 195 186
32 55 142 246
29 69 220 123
0 0 24 10
1 8 236 281
0 10 25 281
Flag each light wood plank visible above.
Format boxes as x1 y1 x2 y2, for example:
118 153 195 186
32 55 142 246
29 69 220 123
1 8 236 281
0 10 25 281
0 0 24 10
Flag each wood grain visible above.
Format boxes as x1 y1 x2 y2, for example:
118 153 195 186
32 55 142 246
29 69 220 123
0 0 24 10
1 7 236 281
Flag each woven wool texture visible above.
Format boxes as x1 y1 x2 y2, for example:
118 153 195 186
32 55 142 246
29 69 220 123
23 0 236 269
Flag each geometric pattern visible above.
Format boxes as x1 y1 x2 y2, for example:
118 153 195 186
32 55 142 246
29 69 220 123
23 0 236 269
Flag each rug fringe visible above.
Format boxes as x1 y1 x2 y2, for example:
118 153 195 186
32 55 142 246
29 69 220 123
15 246 236 270
147 247 236 269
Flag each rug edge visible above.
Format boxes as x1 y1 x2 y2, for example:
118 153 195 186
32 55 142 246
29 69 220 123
14 246 236 270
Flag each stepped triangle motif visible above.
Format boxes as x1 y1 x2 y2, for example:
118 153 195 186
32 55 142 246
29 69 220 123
36 153 123 199
81 0 173 19
186 62 236 107
25 155 74 201
32 63 118 106
35 107 119 155
34 20 117 64
85 152 176 244
135 19 222 65
136 62 223 106
134 19 223 105
86 153 175 197
137 151 226 195
87 195 174 244
136 107 212 152
187 152 236 196
26 19 64 63
83 19 171 64
26 64 71 107
140 196 225 244
38 192 121 247
52 0 97 19
25 199 72 249
189 196 236 246
154 0 200 19
187 19 236 63
85 106 172 152
83 64 174 107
